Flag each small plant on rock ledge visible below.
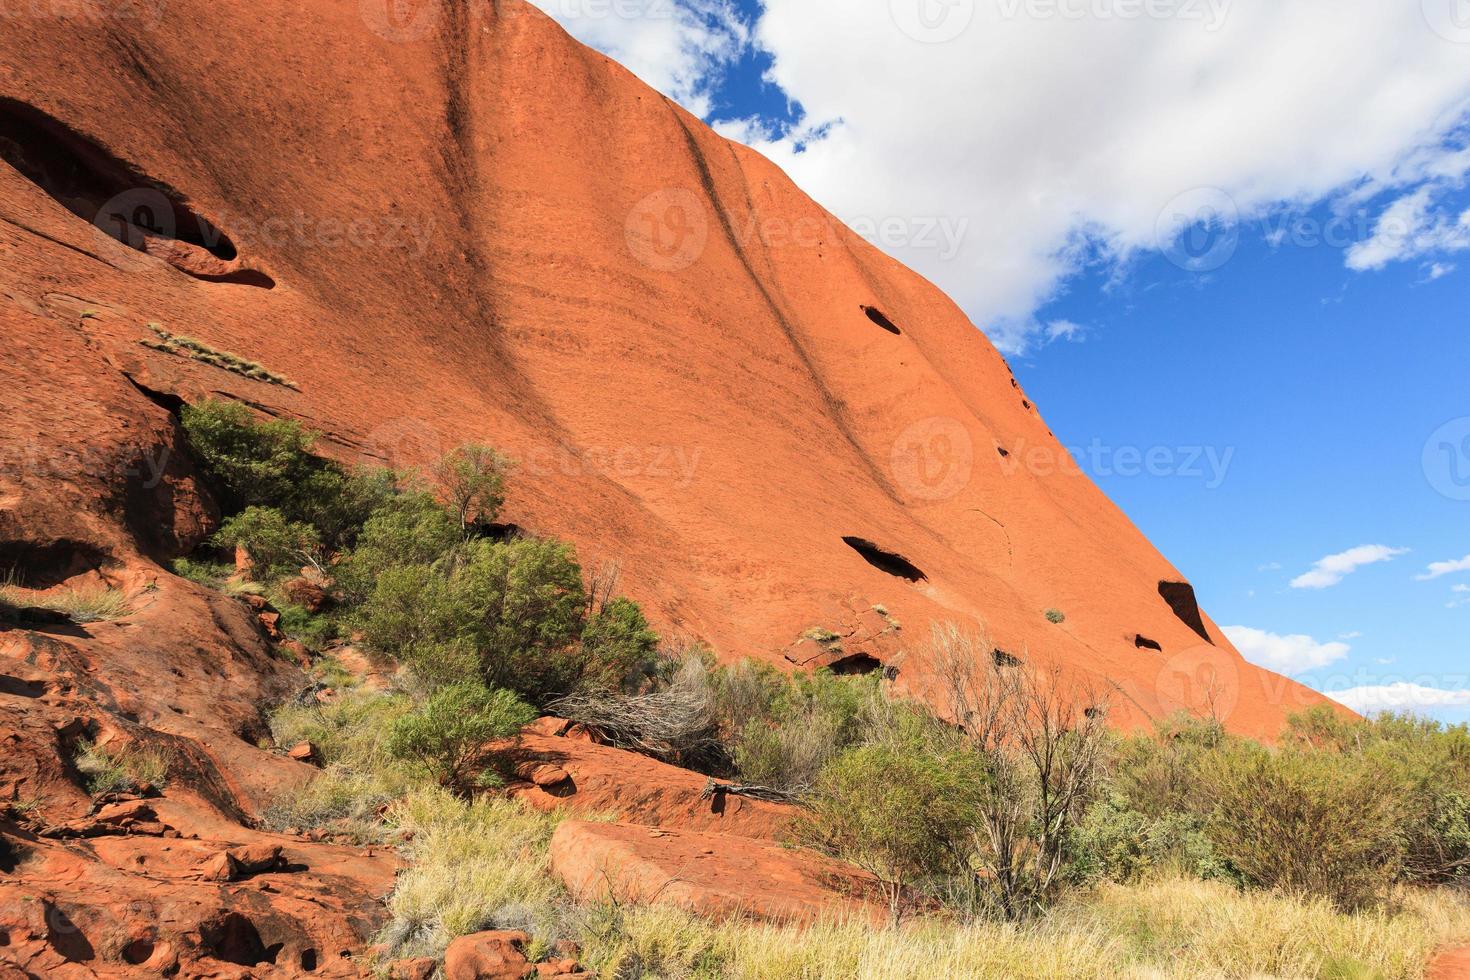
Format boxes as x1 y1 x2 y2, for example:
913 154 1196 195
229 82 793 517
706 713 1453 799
1045 608 1066 624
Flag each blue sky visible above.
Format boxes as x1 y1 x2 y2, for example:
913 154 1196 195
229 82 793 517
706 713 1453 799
532 0 1470 719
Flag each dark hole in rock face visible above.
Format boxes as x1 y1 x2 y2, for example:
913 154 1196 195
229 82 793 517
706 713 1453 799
0 99 271 287
0 540 112 590
1157 581 1212 643
122 373 186 415
199 912 275 966
299 948 319 972
121 938 155 965
1135 634 1163 652
993 649 1022 668
841 536 926 583
861 305 902 335
1085 706 1105 720
828 653 882 676
996 446 1011 458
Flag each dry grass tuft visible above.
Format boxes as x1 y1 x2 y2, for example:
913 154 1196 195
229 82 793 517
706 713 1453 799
141 324 298 389
74 740 171 796
0 582 134 623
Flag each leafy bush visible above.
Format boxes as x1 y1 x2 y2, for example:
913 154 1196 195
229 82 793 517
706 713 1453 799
434 445 512 536
386 682 536 789
799 740 989 925
1205 744 1405 910
578 597 660 693
730 669 874 794
181 400 318 512
1045 608 1066 624
211 506 322 581
335 492 460 602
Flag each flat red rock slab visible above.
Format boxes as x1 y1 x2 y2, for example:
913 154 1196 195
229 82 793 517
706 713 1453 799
550 820 886 926
502 733 795 842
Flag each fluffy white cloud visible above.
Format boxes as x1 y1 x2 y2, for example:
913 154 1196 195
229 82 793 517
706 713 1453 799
1347 189 1470 271
1290 544 1409 590
542 0 1470 352
1222 625 1350 676
529 0 748 117
1417 554 1470 580
1328 682 1470 715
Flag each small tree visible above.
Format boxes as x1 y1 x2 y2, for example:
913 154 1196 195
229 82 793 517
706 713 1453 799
211 507 322 580
799 740 988 925
434 445 512 536
386 682 536 790
933 623 1109 919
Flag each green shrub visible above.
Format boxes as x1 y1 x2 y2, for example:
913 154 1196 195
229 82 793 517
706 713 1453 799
211 506 321 581
181 400 318 512
578 597 661 693
386 682 536 789
731 669 874 793
336 492 460 601
799 740 989 925
1045 608 1066 624
1205 744 1405 910
289 465 402 552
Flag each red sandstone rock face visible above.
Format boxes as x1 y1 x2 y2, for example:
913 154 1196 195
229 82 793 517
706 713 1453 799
0 0 1329 742
0 0 1350 967
550 821 886 926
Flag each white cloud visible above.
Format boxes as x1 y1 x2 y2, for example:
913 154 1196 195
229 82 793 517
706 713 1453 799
1222 625 1350 676
1328 682 1470 715
1417 554 1470 580
1347 188 1470 271
1338 630 1363 640
1290 544 1409 590
529 0 748 118
548 0 1470 353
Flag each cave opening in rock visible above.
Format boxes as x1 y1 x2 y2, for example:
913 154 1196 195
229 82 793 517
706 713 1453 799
841 536 927 583
861 305 901 335
1134 634 1163 652
828 652 883 676
1157 581 1212 643
0 99 272 287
